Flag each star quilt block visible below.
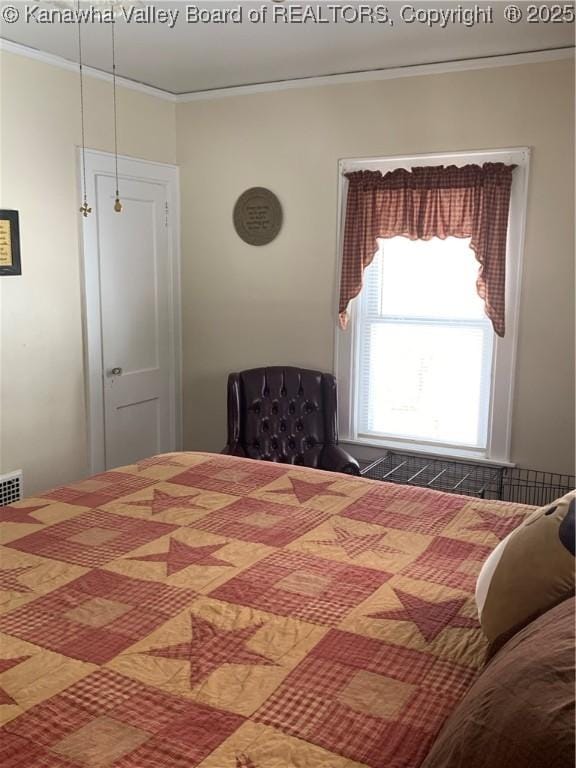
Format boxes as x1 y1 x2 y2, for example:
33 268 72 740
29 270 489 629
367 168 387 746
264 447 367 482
0 452 535 768
250 471 371 515
107 596 327 717
105 528 273 593
106 482 238 527
288 516 432 572
339 576 484 666
440 500 530 546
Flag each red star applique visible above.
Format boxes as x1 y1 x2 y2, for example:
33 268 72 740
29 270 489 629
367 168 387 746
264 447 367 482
268 477 346 504
466 509 525 540
125 488 202 515
0 566 35 593
0 656 30 705
129 538 231 575
146 614 276 686
314 526 401 558
0 688 17 706
0 504 48 524
370 589 478 642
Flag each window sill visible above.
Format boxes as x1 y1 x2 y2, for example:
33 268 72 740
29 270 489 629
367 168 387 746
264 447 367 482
340 436 515 468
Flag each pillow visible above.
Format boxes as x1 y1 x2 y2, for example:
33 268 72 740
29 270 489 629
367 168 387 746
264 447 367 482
420 597 575 768
475 490 575 648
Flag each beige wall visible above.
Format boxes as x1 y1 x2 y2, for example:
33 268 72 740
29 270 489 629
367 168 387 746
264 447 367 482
0 51 176 494
1 53 573 495
177 59 575 474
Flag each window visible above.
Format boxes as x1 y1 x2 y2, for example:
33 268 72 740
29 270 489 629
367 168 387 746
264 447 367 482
336 149 530 464
358 236 494 449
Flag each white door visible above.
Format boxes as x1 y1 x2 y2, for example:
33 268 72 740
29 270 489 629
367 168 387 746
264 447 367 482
82 151 181 473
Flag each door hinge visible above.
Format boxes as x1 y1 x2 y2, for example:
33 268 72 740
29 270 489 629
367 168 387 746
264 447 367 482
165 201 169 227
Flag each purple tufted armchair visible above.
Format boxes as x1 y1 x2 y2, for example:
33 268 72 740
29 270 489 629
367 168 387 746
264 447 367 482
222 366 360 475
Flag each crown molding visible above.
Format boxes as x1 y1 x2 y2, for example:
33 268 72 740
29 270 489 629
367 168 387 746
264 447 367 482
0 38 178 102
1 37 572 104
176 47 574 102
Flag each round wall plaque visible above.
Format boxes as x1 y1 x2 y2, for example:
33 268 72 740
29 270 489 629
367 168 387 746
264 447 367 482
233 187 283 246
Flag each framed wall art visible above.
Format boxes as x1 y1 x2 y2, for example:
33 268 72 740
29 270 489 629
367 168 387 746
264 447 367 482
0 210 21 276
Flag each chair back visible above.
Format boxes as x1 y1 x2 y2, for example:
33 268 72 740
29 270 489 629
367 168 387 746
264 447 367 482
226 366 338 465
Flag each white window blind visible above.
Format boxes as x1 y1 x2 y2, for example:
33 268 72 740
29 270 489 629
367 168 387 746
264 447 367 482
356 236 494 450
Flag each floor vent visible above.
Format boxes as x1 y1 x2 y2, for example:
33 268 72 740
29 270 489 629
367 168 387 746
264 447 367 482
0 470 23 506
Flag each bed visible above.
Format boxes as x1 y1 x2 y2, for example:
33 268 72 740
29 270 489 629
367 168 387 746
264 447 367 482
0 452 535 768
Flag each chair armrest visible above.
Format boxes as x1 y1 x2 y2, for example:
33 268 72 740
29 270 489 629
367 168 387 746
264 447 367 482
319 445 361 475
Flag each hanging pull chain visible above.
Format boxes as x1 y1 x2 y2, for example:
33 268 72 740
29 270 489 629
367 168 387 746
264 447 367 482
112 11 122 213
78 0 91 217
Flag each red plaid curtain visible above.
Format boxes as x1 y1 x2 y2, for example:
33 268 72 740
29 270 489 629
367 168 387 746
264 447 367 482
338 163 516 337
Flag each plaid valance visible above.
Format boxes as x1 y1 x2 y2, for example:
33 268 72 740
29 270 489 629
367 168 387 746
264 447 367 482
339 163 516 336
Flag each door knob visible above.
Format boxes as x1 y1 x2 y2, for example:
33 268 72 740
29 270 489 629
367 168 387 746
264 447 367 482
108 367 123 376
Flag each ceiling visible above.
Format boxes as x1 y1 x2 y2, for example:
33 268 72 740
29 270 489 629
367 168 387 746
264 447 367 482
2 1 574 94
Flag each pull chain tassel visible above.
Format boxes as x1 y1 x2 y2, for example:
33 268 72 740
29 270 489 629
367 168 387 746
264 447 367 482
112 15 122 213
80 198 92 217
77 0 91 217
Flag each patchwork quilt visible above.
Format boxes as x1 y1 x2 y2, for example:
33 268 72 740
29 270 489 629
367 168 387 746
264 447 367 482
0 452 533 768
